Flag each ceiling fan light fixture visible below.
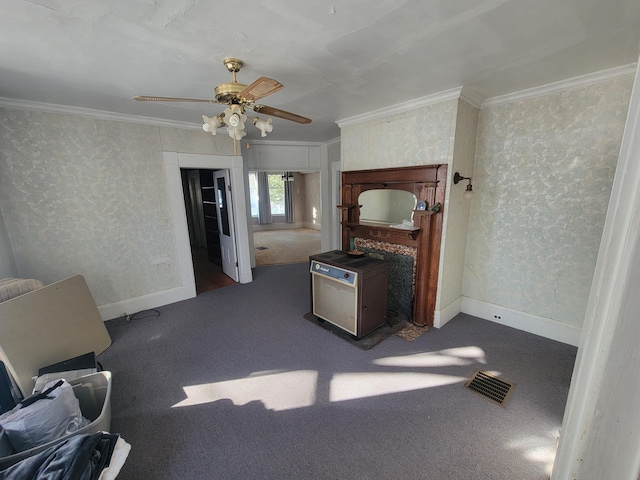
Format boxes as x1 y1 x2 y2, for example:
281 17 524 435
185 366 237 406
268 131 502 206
134 58 312 138
223 105 247 140
228 113 240 127
202 114 224 135
253 117 273 137
228 126 247 140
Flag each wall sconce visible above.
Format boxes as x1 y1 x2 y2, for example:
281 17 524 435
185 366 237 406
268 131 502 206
454 172 474 199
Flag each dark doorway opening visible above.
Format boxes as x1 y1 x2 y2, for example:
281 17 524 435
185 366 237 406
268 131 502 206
181 168 235 294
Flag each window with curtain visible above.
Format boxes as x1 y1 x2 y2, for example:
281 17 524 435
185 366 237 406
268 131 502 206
267 173 285 215
248 171 294 224
283 172 295 223
248 172 259 217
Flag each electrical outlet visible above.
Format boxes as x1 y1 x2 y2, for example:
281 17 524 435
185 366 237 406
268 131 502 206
493 314 502 320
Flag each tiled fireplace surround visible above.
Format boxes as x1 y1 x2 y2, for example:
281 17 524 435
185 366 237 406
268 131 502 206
354 239 416 321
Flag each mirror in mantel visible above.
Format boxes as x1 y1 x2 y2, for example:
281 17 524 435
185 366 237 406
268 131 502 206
358 189 417 226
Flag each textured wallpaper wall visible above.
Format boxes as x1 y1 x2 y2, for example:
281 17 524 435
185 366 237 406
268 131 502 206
291 172 320 226
341 99 457 170
465 77 634 326
0 209 17 278
327 140 340 165
302 172 321 227
340 98 469 320
0 108 233 306
438 100 479 311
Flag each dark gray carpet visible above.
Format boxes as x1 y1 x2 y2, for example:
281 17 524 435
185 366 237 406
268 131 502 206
100 263 577 480
302 311 409 350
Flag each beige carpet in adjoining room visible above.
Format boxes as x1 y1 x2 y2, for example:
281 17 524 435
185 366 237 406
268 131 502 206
254 228 322 266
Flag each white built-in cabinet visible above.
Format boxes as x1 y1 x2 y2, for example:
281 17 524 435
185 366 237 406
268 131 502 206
244 144 321 170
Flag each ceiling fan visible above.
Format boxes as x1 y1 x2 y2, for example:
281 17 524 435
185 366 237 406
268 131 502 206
133 58 311 142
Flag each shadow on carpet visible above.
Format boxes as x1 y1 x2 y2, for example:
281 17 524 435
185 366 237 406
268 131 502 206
303 311 410 350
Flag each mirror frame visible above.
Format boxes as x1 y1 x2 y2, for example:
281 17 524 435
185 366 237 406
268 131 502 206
357 189 418 226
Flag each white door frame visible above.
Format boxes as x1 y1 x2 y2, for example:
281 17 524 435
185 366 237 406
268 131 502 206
164 152 252 300
551 58 640 479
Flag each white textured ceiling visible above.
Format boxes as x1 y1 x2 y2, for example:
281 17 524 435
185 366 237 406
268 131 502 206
1 0 639 142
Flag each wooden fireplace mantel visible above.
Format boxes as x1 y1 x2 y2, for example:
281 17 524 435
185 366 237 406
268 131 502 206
343 222 421 246
340 165 447 326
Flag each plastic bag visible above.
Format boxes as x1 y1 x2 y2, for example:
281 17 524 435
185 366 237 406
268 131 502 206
0 379 89 452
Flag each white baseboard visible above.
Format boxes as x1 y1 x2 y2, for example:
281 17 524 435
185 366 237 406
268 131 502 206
97 285 196 321
460 297 582 346
302 222 321 230
253 222 303 231
253 222 320 231
434 297 462 328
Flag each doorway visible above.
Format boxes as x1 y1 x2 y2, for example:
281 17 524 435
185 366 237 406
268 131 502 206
181 168 236 294
249 171 322 265
163 152 257 299
190 245 235 293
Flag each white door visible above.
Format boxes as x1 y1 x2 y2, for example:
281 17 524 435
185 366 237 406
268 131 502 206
214 170 239 282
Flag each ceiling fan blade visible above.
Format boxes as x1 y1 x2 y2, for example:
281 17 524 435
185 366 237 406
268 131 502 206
252 104 312 124
238 77 283 102
133 96 217 103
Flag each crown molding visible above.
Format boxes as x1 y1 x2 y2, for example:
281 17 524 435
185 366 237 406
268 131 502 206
326 136 341 146
0 97 202 130
4 63 634 134
0 97 343 145
482 63 638 108
245 139 325 147
336 86 463 128
459 86 484 109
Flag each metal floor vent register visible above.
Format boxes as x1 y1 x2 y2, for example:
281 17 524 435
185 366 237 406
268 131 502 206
465 370 515 407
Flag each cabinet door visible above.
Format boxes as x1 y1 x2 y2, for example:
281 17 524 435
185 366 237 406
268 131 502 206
251 145 320 170
359 272 388 337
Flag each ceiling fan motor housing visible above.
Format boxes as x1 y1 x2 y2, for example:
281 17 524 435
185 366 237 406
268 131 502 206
215 82 247 104
215 57 246 103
